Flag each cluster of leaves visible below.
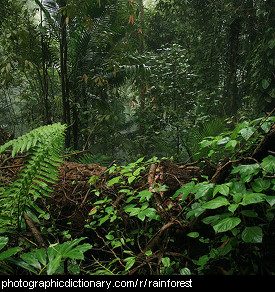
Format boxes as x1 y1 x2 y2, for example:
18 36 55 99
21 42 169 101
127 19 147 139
199 116 275 162
84 117 275 275
0 123 66 232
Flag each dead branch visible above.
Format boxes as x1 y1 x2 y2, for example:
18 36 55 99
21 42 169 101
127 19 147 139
23 213 46 248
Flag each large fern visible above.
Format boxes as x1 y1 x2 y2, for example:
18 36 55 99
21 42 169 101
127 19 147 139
0 123 66 232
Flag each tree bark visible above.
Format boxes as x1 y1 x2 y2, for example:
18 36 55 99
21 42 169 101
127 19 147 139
40 2 51 125
225 17 241 115
138 0 145 154
60 0 70 148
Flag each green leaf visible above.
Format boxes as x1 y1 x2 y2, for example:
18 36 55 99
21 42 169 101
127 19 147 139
0 237 9 252
265 196 275 207
98 215 109 226
225 139 238 149
107 176 121 187
200 139 212 148
262 79 270 90
187 232 199 238
241 193 266 206
0 247 21 261
231 164 260 182
213 217 241 233
195 182 214 199
213 184 230 197
47 254 62 275
202 196 229 209
138 190 153 202
64 243 92 260
173 181 196 199
251 178 271 192
35 248 47 266
125 257 135 271
128 176 136 184
239 127 255 140
20 252 41 270
161 257 170 267
241 226 263 243
217 137 230 145
180 267 191 275
261 155 275 173
228 203 238 213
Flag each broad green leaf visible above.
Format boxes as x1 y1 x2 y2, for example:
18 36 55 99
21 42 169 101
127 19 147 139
202 215 221 225
225 139 237 149
186 203 204 219
138 189 153 201
213 184 230 197
261 155 275 173
241 226 263 243
231 181 247 194
195 183 214 199
202 196 229 210
228 203 238 213
200 140 212 148
265 196 275 207
64 243 92 260
125 257 135 271
0 247 21 261
241 193 266 206
107 176 121 187
47 254 62 275
251 177 270 192
20 252 41 270
173 181 196 199
217 137 230 145
35 248 47 266
106 234 114 240
213 217 241 233
231 164 260 182
239 127 255 140
129 208 140 216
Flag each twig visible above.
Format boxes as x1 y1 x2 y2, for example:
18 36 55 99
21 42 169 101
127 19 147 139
0 164 23 170
59 149 89 158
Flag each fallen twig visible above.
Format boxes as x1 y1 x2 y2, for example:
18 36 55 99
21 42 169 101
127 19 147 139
23 213 46 248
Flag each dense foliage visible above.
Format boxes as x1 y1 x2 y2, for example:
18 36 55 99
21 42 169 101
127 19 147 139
0 0 274 275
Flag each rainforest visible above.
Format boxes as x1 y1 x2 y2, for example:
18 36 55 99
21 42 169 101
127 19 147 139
0 0 274 276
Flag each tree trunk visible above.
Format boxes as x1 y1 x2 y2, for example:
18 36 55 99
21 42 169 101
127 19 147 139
225 17 241 115
60 0 70 147
40 2 51 125
72 86 78 150
138 0 145 154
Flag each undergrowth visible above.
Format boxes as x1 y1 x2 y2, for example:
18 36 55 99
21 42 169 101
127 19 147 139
0 117 274 275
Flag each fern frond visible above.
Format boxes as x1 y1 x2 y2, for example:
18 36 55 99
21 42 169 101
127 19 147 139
0 123 66 231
